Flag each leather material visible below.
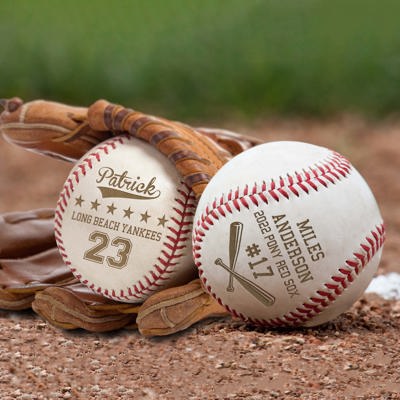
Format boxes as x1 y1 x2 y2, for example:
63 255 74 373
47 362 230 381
32 284 140 332
0 209 56 258
0 97 111 162
137 279 229 337
0 209 77 310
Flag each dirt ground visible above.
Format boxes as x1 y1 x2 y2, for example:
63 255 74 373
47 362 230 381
0 116 399 399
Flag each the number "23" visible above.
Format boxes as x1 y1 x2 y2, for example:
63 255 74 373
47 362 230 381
84 231 132 269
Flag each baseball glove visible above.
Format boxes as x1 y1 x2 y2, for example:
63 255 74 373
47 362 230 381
0 97 261 335
0 209 76 310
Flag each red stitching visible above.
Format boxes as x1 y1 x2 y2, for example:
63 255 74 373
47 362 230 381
73 171 80 184
83 157 93 169
248 224 385 327
193 151 385 326
54 136 194 302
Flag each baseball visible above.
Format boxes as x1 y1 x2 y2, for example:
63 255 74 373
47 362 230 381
55 136 196 303
193 141 385 327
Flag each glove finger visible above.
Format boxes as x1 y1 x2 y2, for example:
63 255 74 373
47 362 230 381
136 279 229 337
0 288 35 311
0 98 261 164
0 209 56 259
87 100 230 198
32 283 140 332
0 98 111 162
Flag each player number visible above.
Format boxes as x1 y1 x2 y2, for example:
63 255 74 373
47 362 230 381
84 231 132 269
248 257 274 279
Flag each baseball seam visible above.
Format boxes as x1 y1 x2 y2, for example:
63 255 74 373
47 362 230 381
193 151 385 326
54 136 196 302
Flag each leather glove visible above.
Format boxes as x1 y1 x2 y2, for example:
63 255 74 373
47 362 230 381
0 209 76 310
0 98 261 335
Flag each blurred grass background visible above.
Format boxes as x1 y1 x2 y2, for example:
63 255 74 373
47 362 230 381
1 0 400 120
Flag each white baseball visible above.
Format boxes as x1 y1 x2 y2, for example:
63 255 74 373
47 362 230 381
193 141 385 327
55 136 196 303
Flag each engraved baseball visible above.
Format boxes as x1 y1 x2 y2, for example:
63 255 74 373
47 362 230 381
193 141 385 327
55 136 196 303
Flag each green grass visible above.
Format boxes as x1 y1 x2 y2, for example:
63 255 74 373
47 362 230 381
1 0 400 120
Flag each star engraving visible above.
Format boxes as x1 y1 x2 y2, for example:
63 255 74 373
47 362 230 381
107 203 117 215
75 195 84 207
157 215 168 227
91 199 101 211
140 211 151 223
123 206 134 219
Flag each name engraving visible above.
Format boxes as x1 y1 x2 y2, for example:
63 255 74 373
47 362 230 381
96 167 161 200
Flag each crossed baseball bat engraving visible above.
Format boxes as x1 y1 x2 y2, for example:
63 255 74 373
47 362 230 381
214 222 275 307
